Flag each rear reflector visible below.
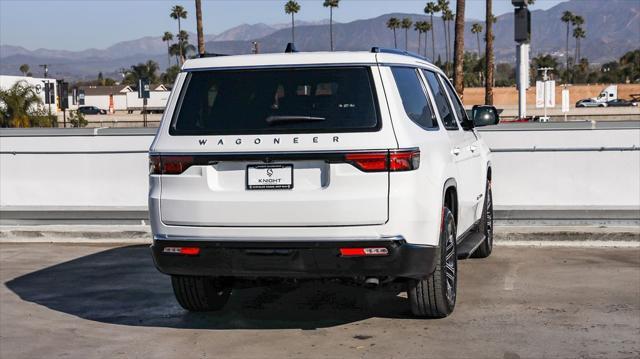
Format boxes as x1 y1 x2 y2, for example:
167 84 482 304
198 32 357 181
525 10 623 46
340 247 389 257
163 247 201 256
345 149 420 172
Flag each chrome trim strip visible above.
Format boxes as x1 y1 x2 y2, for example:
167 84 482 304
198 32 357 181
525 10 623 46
153 234 406 242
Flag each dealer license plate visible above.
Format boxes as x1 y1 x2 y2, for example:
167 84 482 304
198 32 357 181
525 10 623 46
246 164 293 190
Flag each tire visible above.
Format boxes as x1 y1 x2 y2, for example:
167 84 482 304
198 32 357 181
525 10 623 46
471 181 494 258
171 275 231 312
407 208 457 318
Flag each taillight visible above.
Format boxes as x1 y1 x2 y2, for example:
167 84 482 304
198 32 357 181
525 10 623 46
149 155 161 174
389 150 420 171
345 149 420 172
345 152 388 172
149 155 194 175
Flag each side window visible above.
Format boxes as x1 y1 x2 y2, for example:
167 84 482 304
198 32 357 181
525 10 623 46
422 70 458 130
391 67 438 129
439 74 470 126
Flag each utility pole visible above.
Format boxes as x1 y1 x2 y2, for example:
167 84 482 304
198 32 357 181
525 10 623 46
512 0 531 120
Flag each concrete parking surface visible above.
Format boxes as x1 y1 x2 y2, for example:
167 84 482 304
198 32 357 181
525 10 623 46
0 243 638 359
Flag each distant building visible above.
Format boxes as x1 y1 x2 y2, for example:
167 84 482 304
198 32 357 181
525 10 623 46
73 85 133 111
0 75 59 113
72 84 170 113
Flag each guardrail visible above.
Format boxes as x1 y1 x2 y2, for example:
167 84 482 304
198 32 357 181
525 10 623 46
1 122 639 224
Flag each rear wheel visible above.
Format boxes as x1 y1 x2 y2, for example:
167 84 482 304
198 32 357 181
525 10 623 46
407 208 457 318
472 181 494 258
171 275 231 312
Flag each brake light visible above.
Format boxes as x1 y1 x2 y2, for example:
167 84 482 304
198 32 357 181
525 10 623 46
345 149 419 172
149 155 194 175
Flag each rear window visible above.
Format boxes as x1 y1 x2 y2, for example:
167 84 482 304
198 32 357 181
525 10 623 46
170 67 380 135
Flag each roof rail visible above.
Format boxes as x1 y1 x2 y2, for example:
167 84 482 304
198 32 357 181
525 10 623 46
370 47 431 62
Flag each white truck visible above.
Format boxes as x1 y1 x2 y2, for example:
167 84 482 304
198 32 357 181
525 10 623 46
125 91 171 113
576 85 618 107
148 47 500 318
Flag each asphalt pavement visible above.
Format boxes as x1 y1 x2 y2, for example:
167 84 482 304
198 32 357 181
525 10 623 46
0 243 638 359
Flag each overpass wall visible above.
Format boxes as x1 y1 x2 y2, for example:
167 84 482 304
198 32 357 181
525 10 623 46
1 124 639 216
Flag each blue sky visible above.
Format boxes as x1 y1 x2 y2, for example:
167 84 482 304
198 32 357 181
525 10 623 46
0 0 565 51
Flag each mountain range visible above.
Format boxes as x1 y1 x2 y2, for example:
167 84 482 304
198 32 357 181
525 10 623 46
1 0 637 81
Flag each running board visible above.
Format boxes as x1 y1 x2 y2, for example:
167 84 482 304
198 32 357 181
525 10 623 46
457 231 486 259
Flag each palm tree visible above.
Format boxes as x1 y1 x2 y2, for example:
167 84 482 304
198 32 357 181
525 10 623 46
443 8 454 76
169 43 181 66
401 18 413 51
452 0 465 96
424 2 440 61
284 1 301 44
471 23 483 56
386 17 400 48
0 81 43 128
177 30 190 64
423 22 432 58
162 32 174 67
170 40 197 65
573 26 586 63
124 60 160 86
323 0 339 51
485 0 494 105
19 64 29 76
195 0 205 56
170 5 188 63
571 15 585 61
414 21 427 55
561 11 574 72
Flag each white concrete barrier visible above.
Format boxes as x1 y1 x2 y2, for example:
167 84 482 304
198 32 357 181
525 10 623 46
1 123 639 220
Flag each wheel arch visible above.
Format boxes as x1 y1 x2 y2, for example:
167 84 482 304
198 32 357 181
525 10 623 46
442 178 458 226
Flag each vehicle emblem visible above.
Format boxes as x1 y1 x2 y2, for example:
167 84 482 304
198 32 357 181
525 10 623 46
198 139 207 145
266 168 274 177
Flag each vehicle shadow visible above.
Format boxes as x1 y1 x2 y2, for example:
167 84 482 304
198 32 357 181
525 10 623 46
5 245 412 330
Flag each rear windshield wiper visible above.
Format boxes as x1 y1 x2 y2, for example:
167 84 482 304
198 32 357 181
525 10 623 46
265 115 326 125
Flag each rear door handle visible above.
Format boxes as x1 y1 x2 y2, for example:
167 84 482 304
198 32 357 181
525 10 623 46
452 147 461 156
469 145 477 153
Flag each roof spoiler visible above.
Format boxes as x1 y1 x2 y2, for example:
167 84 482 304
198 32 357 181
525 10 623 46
371 47 431 62
198 52 229 58
285 43 298 53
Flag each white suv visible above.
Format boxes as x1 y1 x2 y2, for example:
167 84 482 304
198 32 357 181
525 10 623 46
149 47 499 318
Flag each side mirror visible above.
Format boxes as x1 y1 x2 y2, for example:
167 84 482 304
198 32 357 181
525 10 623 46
472 105 500 127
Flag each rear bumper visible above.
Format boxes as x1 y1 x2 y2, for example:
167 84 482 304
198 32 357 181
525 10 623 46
151 237 438 280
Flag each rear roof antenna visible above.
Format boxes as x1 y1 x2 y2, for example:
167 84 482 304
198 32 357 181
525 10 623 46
285 43 298 53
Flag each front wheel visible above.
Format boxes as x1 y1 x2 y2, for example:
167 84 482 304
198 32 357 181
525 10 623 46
171 275 231 312
407 207 457 318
